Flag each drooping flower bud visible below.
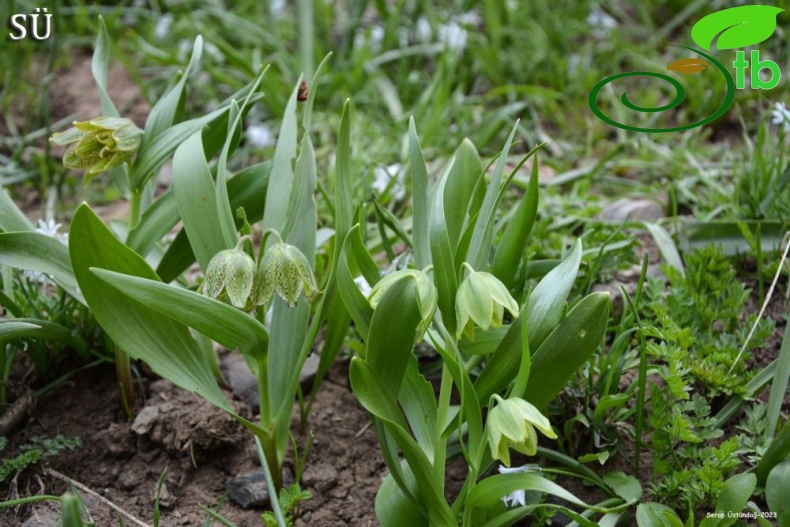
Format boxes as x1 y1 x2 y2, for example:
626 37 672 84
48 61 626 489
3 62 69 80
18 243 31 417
487 395 557 467
455 264 519 339
368 267 437 340
256 241 317 308
50 117 143 182
201 240 257 310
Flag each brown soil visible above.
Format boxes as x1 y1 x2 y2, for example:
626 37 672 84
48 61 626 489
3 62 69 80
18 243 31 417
1 361 384 527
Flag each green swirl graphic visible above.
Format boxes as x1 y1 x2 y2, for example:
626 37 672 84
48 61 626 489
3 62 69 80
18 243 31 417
588 45 736 133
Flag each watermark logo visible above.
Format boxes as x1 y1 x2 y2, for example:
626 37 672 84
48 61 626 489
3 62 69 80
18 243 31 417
588 5 784 133
7 7 52 41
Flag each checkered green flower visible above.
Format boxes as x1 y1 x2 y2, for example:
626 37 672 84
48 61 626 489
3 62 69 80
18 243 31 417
50 117 142 182
456 264 519 339
201 240 257 310
256 241 317 308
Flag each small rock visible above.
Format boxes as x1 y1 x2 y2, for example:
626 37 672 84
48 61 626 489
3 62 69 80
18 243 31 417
226 471 270 508
117 466 145 490
22 507 58 527
131 406 159 435
302 463 339 493
220 353 259 411
153 481 176 508
602 198 663 222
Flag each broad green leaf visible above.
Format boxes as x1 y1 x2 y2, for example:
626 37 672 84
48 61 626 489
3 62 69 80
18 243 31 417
443 138 482 251
262 77 300 239
144 37 202 143
0 318 86 352
467 473 588 509
766 460 790 515
375 468 429 527
525 292 609 410
365 274 423 398
527 239 582 349
125 187 177 254
173 130 235 272
706 473 756 527
757 420 790 485
491 156 539 288
0 321 42 341
0 232 82 301
479 503 597 527
92 16 119 117
90 269 268 356
691 6 783 51
155 162 270 282
333 100 355 265
409 117 432 269
602 472 642 503
636 503 684 527
350 358 455 525
429 160 458 334
337 227 374 340
468 121 519 270
0 189 33 232
474 240 582 400
68 204 238 419
399 357 437 462
766 314 790 439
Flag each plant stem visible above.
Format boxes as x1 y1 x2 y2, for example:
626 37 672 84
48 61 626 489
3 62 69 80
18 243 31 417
0 495 61 508
256 353 283 492
434 363 452 486
129 187 142 230
256 436 285 525
115 347 135 416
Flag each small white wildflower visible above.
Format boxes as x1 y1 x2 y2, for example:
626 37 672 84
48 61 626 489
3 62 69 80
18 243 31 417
270 0 286 19
456 11 481 26
415 17 432 42
354 275 372 297
154 14 173 40
177 39 192 62
771 102 790 133
372 163 406 201
437 21 467 53
246 124 274 148
203 42 224 63
587 6 617 39
497 464 542 508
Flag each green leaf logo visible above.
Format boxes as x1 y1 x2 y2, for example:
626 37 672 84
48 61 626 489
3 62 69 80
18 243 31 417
691 5 784 51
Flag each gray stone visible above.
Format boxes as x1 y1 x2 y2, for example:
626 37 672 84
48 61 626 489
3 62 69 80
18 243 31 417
602 198 663 222
131 405 159 435
302 463 339 493
22 507 58 527
226 468 295 509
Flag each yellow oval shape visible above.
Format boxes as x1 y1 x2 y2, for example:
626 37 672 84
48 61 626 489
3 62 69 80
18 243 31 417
667 58 709 74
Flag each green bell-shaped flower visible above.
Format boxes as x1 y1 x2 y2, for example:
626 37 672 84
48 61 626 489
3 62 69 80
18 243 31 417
455 263 519 339
487 395 557 467
368 267 437 340
201 238 257 310
256 241 317 308
50 117 143 182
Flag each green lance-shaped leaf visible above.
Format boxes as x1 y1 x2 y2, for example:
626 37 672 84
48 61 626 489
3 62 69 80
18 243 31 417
0 232 82 302
375 465 429 527
443 138 482 251
0 318 87 353
756 421 790 485
474 240 583 400
525 292 609 410
635 503 684 527
766 461 790 516
691 5 784 51
467 473 589 510
491 155 540 288
429 159 459 334
0 189 33 232
698 473 756 527
91 269 268 356
69 204 257 429
92 16 119 118
409 117 432 269
173 129 235 272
